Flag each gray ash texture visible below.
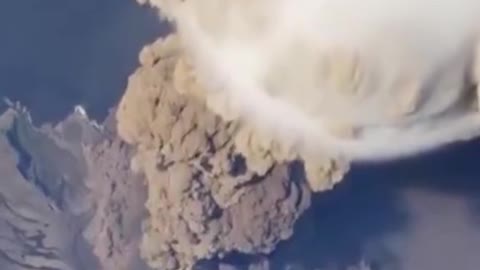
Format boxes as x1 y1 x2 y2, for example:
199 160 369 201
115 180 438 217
0 105 150 270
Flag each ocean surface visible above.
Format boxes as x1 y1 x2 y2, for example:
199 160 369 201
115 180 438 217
0 0 167 124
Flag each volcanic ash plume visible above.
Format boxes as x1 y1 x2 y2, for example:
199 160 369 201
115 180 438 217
116 1 480 269
145 0 480 161
116 35 347 270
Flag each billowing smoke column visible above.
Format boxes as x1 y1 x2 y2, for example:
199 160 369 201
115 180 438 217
116 1 480 269
149 0 480 161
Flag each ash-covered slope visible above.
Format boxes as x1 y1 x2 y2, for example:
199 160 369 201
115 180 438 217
0 105 150 270
0 107 96 270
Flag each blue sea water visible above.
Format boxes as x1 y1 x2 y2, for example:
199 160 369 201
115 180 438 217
0 0 166 124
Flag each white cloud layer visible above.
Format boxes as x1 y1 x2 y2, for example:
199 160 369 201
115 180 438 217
161 0 480 161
